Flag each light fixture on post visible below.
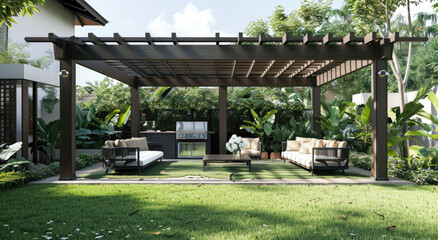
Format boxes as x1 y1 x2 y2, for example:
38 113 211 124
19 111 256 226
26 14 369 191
377 70 389 78
58 70 70 78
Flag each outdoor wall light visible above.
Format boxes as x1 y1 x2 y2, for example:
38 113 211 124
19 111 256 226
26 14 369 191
58 70 70 78
377 70 389 77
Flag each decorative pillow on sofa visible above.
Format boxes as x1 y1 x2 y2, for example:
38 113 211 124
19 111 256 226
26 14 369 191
286 140 301 151
105 140 115 148
338 141 348 148
126 137 149 151
299 142 312 154
311 140 325 148
115 139 127 148
296 137 313 142
243 138 260 150
325 140 338 148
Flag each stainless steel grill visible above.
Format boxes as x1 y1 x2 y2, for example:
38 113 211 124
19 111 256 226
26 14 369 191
176 121 208 158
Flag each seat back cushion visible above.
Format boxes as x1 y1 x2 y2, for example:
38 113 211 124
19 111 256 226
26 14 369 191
126 137 149 151
299 141 312 154
105 140 115 148
286 140 301 151
243 138 260 150
338 141 348 148
312 139 325 148
326 140 338 148
115 139 127 148
296 137 313 142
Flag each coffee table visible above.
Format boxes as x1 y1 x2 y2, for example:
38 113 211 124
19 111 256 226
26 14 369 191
202 154 252 171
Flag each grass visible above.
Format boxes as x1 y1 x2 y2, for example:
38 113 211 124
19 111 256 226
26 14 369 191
0 185 437 239
0 172 27 191
79 160 366 179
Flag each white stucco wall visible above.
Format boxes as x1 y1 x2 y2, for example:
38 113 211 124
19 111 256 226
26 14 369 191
8 0 75 73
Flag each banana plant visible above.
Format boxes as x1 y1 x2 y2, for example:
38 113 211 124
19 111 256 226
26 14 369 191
32 119 60 163
343 97 372 152
240 109 277 150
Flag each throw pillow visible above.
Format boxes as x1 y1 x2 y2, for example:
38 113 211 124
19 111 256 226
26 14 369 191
326 140 338 148
243 138 260 151
126 137 149 151
338 141 348 148
299 142 312 154
286 140 301 151
312 140 325 148
105 140 115 148
115 139 127 148
296 137 313 142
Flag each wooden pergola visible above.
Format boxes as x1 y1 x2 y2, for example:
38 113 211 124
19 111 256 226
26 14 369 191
26 32 427 181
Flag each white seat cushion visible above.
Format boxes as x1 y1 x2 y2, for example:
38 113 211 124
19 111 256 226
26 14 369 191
282 151 346 168
241 149 260 156
114 151 163 167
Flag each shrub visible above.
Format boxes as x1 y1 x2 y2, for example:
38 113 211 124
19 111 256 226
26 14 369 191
25 163 55 181
0 172 27 191
48 162 60 174
389 157 438 185
76 154 101 169
350 151 371 170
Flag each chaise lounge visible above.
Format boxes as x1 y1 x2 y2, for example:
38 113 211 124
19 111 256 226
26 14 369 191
101 137 164 174
281 137 349 175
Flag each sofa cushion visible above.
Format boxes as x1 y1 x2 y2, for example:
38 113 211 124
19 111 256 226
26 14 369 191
241 149 260 156
326 140 338 148
282 151 346 168
115 139 127 148
105 140 115 148
243 138 259 150
114 151 163 167
128 137 149 151
338 141 348 148
296 137 313 142
312 140 325 148
299 141 312 154
286 140 301 151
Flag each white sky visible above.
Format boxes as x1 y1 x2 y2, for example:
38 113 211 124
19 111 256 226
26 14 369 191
74 0 434 86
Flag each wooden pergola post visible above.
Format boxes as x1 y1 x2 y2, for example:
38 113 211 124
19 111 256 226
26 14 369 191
59 59 77 180
371 59 388 180
21 80 29 159
32 82 38 163
130 83 139 138
311 85 321 135
219 86 227 154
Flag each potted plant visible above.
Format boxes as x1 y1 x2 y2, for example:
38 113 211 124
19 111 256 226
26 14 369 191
269 125 293 160
240 109 277 160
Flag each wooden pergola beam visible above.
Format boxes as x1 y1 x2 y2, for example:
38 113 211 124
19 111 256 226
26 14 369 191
137 76 315 87
316 60 373 86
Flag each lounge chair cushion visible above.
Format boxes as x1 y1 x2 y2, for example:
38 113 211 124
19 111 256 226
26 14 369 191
241 149 260 156
242 138 260 151
296 137 313 142
115 139 127 148
325 140 338 147
282 151 346 168
312 140 325 148
126 137 149 151
286 140 301 151
105 140 115 148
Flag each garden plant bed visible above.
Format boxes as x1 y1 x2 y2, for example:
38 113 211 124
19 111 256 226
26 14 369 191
79 160 367 180
0 185 437 239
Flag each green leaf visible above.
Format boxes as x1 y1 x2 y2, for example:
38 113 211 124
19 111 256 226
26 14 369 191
264 123 273 136
360 97 372 125
409 145 423 157
394 102 424 126
405 130 438 140
428 91 438 113
387 135 410 148
104 109 121 124
116 105 131 127
240 125 256 134
412 84 432 103
250 109 261 126
387 149 399 157
262 110 277 124
417 111 438 126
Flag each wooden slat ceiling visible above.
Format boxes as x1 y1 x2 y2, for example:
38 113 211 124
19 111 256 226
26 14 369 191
25 32 427 87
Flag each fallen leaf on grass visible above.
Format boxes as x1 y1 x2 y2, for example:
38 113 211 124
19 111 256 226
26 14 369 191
115 189 121 192
348 202 353 204
197 184 202 187
186 220 193 224
337 216 347 220
153 231 161 235
386 225 396 231
128 209 141 216
227 211 232 215
255 236 259 240
204 219 211 222
152 199 156 202
333 186 337 189
160 170 166 174
164 232 178 237
373 211 385 220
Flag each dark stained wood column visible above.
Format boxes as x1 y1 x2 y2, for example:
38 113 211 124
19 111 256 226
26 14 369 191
59 59 77 180
371 59 388 180
21 80 29 159
130 84 139 138
32 82 38 164
311 86 321 135
219 86 227 154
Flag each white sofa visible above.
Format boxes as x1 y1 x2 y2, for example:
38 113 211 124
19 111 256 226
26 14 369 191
281 137 349 175
101 137 163 174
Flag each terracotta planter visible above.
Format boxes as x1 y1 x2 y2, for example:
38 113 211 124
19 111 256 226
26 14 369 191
270 152 281 160
261 152 269 160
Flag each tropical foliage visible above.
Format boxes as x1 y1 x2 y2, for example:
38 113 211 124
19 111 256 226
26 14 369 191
0 0 45 27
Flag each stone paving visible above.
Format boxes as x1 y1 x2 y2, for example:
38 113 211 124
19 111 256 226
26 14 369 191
30 161 414 186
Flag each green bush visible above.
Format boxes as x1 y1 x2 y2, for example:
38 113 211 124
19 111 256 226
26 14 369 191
48 162 60 174
0 172 27 191
349 151 371 170
25 163 55 181
389 157 438 185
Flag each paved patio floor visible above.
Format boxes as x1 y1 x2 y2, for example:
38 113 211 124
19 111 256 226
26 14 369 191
29 160 414 185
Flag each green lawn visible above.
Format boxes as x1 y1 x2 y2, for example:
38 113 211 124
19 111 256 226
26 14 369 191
79 160 366 179
0 185 437 239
